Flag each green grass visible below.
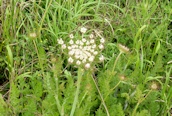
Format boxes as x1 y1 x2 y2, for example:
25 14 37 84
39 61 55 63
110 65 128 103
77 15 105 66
0 0 172 116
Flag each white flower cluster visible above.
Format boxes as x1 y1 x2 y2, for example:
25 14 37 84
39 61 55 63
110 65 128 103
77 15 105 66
57 27 105 69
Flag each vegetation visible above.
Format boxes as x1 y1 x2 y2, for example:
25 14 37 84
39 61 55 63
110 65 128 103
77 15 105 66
0 0 172 116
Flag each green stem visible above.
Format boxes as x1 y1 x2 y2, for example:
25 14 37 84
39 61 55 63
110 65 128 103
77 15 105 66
104 81 121 100
91 75 110 116
112 52 122 71
70 68 83 116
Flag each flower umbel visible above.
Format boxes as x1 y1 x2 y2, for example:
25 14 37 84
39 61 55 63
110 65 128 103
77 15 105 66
57 26 105 69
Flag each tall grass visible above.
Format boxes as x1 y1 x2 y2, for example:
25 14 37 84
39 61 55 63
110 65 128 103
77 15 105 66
0 0 172 116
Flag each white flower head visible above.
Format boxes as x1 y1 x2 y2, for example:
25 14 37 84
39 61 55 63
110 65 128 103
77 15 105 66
68 50 75 56
100 38 105 43
76 60 81 65
79 41 84 46
69 39 74 45
57 38 64 45
85 63 90 69
92 44 96 49
99 55 105 62
69 34 74 39
85 51 91 57
79 55 84 60
88 56 94 62
61 44 66 49
90 49 94 53
83 53 88 59
82 38 87 43
74 49 80 55
90 39 95 44
82 59 87 63
75 55 80 59
76 40 80 44
86 46 91 51
80 27 87 33
71 45 76 49
86 41 90 45
98 44 104 50
79 46 83 49
68 57 74 63
89 34 94 39
93 51 98 55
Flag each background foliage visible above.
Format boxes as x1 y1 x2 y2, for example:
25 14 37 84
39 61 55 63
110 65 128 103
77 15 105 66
0 0 172 116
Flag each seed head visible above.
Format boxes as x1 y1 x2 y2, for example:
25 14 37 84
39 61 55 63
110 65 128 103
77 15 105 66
29 32 37 38
151 82 159 90
118 44 129 53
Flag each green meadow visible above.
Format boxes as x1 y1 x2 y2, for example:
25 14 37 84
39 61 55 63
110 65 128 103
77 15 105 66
0 0 172 116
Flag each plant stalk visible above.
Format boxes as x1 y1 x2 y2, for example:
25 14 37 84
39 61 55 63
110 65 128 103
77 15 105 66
70 68 83 116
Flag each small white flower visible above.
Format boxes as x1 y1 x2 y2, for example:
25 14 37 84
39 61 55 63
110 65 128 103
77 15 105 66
58 38 64 45
76 40 80 44
86 41 90 45
80 27 87 33
68 50 75 56
82 53 88 59
61 44 66 49
82 38 87 43
82 59 87 63
85 51 91 57
74 49 80 55
71 45 78 49
79 46 83 49
98 44 104 50
100 38 105 43
75 55 80 59
90 39 95 44
76 60 81 65
68 57 74 63
75 45 79 48
69 34 74 39
88 56 94 62
99 55 105 61
90 49 94 53
79 55 84 60
85 63 90 69
83 46 87 51
92 44 96 49
69 39 74 44
68 46 72 50
89 34 94 39
93 51 98 55
79 41 84 46
86 46 91 51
